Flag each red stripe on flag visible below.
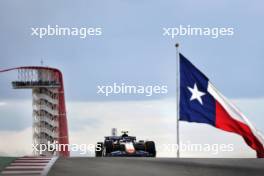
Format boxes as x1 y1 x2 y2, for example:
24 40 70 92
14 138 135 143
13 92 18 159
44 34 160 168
215 101 264 158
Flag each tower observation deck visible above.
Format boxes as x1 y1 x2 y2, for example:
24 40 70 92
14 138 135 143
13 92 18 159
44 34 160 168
0 66 69 157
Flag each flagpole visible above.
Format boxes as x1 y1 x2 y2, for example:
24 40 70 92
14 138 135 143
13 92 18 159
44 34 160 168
175 43 180 158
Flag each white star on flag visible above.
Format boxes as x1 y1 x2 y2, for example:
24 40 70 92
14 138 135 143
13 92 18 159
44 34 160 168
187 83 206 105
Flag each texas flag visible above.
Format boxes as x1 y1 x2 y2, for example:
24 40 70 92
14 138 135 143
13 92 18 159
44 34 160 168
179 53 264 158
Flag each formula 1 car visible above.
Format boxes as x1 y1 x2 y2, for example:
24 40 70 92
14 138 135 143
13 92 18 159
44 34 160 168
95 131 156 157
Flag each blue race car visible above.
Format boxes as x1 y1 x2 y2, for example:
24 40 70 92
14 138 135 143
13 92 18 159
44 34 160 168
95 131 156 157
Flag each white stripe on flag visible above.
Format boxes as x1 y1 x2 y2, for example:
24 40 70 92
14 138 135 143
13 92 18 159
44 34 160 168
207 82 264 145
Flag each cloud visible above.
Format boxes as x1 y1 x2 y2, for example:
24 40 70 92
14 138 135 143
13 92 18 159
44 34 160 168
0 100 32 131
0 102 7 106
0 98 263 157
67 98 256 158
0 127 32 156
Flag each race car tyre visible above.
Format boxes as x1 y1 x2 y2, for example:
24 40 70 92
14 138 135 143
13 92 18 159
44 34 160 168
104 140 113 154
145 141 156 157
95 142 103 157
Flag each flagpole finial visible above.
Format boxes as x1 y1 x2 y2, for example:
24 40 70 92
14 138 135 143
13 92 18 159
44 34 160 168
175 43 180 48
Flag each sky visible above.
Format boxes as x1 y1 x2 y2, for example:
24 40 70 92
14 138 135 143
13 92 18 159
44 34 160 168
0 0 264 157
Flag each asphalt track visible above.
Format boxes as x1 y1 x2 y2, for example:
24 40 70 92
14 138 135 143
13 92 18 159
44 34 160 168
48 158 264 176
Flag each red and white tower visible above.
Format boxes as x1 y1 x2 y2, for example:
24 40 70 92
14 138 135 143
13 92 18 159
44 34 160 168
0 66 69 157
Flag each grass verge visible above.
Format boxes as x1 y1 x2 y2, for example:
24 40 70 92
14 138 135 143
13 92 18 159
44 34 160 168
0 157 17 172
